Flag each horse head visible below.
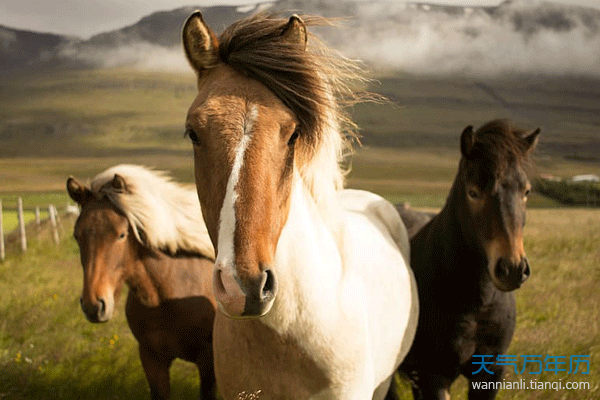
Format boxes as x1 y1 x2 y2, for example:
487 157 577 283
457 120 540 291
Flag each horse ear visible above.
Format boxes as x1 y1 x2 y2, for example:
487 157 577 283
182 11 219 74
111 174 128 193
460 125 475 159
523 127 541 152
281 14 307 49
67 177 91 205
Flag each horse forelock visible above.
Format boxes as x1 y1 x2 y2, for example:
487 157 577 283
470 119 534 179
215 13 366 213
90 165 215 260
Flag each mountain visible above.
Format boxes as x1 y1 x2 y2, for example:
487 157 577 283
2 0 600 77
76 5 266 49
0 25 76 71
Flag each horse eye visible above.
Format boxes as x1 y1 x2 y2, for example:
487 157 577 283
184 128 200 145
118 232 126 239
468 189 479 199
524 189 530 196
288 128 300 147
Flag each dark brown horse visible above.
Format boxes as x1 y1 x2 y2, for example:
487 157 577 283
389 120 540 400
67 165 217 400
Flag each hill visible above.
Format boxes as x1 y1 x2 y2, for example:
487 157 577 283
2 0 600 77
0 25 75 72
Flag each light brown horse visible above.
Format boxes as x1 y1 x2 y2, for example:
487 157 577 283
67 165 217 400
182 12 418 400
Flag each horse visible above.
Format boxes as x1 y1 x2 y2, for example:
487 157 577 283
387 120 540 400
181 12 418 400
395 203 436 238
66 164 217 400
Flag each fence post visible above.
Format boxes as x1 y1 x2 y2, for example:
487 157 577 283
0 200 4 261
49 204 59 245
53 205 61 224
35 206 41 229
18 197 27 252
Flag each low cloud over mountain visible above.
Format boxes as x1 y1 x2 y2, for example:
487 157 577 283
3 0 600 77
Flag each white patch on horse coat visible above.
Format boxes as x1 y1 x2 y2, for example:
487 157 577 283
262 181 418 399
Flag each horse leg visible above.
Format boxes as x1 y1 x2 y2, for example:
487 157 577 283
409 373 452 400
466 365 505 400
139 345 173 400
197 341 216 400
464 315 514 400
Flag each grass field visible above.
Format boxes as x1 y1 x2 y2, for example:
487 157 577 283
0 208 597 399
1 210 49 234
1 68 597 192
0 68 598 399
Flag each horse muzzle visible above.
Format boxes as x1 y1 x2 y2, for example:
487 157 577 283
213 264 277 318
492 256 530 291
80 295 114 323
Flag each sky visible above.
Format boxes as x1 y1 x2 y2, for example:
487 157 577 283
1 0 600 39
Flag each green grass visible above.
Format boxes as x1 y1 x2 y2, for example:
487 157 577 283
0 208 598 399
0 192 66 233
2 210 49 234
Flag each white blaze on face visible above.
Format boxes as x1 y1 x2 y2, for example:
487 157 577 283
216 105 258 268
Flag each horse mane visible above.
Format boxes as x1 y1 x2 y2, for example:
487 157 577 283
90 165 215 260
470 119 535 175
217 13 368 211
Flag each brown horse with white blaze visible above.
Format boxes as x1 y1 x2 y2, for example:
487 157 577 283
67 165 217 400
182 12 418 400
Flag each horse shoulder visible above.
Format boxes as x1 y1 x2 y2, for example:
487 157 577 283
337 189 410 264
335 189 418 382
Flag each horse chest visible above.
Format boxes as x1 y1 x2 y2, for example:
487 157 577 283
213 313 331 400
410 249 516 371
125 292 214 362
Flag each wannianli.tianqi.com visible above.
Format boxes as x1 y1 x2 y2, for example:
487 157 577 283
471 355 591 391
471 379 591 391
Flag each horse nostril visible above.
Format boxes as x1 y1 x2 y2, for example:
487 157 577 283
213 268 226 295
495 259 509 278
98 299 106 316
260 269 277 302
521 258 531 282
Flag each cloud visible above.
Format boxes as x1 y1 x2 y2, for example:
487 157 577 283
58 0 600 77
319 1 600 77
0 28 17 49
60 42 189 71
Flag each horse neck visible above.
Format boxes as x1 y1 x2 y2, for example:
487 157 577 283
127 246 208 306
428 171 488 278
261 174 344 333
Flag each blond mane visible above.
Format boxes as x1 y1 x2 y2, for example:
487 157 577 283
90 165 215 260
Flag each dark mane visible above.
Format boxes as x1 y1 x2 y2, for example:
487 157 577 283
217 13 364 151
469 119 535 175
